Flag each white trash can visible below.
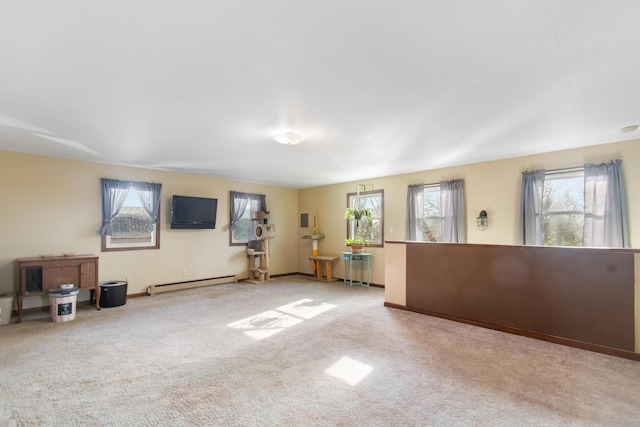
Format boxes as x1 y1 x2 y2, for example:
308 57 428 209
0 292 14 326
48 286 79 323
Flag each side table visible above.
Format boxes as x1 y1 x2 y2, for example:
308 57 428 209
340 252 372 287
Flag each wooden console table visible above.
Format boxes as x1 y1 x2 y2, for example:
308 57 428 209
308 255 339 282
16 255 100 322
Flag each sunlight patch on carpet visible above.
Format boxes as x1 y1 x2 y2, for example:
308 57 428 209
227 310 303 340
227 298 337 340
275 298 337 320
325 356 373 386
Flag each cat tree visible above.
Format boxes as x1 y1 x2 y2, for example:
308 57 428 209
303 216 338 282
246 211 275 284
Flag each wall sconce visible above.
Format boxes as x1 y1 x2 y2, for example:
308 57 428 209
477 210 488 231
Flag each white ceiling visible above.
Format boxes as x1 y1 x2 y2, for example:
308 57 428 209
1 1 639 189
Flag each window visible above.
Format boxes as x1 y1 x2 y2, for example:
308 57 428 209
542 169 585 246
101 179 162 251
406 180 466 243
524 161 628 248
229 191 266 245
422 185 442 242
346 190 384 247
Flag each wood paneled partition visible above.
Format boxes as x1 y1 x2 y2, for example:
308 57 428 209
385 241 638 358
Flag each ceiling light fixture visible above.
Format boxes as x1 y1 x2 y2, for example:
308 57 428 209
620 125 639 133
274 132 304 145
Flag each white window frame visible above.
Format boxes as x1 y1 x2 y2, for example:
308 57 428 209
422 184 442 242
542 168 585 247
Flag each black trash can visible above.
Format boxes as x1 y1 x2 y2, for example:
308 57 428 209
99 281 128 308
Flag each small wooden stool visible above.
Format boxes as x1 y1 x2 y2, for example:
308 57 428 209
308 255 339 282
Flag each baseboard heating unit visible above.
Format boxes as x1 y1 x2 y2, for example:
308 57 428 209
148 275 238 296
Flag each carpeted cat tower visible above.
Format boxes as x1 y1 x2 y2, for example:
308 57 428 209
246 211 275 284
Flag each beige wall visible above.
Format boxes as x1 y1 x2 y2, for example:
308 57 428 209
297 138 640 285
0 151 299 308
3 137 639 306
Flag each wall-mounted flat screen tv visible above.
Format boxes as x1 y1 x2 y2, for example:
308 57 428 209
171 195 218 229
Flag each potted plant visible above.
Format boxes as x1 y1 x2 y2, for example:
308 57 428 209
345 237 368 254
344 207 373 253
343 207 373 226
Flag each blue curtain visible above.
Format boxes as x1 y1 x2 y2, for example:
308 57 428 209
520 169 545 245
440 179 466 243
133 182 162 232
231 191 266 246
583 160 629 247
100 179 130 236
405 184 424 240
230 191 250 232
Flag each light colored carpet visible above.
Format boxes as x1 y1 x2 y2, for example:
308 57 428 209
1 275 640 426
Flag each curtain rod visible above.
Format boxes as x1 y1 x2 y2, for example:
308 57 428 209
544 166 584 175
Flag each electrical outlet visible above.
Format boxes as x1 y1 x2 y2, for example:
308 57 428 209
182 269 188 276
126 276 132 283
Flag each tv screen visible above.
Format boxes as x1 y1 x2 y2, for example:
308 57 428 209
171 195 218 229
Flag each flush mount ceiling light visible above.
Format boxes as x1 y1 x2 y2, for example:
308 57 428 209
274 132 304 145
620 125 639 133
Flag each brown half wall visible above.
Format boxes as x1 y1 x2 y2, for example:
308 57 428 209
404 243 635 352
